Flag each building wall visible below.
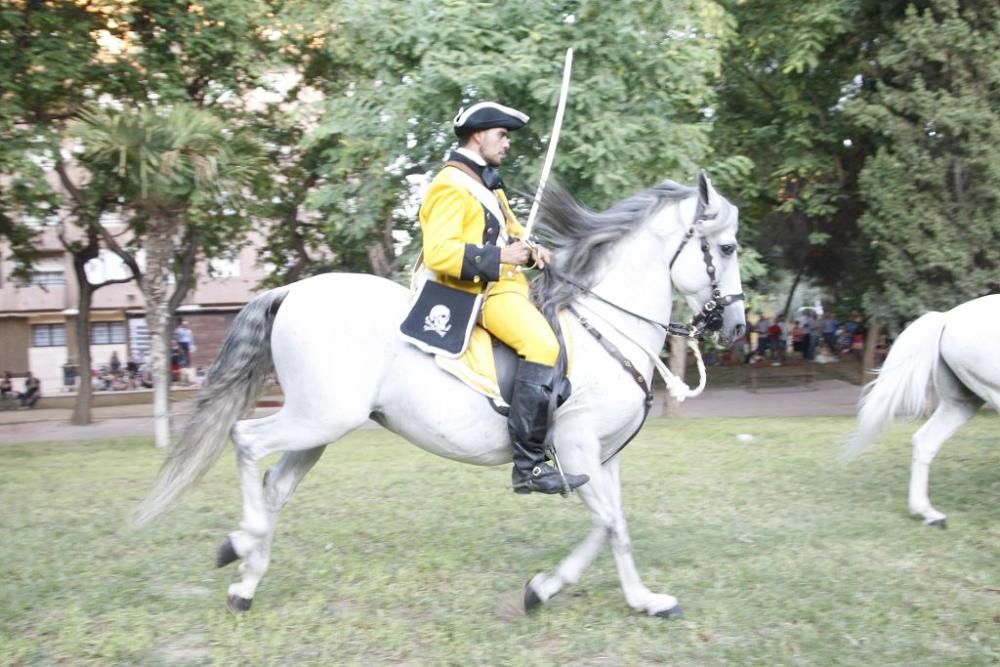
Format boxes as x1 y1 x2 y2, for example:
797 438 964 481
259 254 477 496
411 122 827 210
27 346 68 392
1 222 269 386
181 312 239 370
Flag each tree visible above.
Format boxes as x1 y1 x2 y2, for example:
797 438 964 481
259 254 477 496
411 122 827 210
2 0 290 424
72 105 261 446
850 0 1000 324
288 0 746 282
0 0 125 279
711 0 917 317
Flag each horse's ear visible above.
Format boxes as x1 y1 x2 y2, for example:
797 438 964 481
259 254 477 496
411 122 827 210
697 170 722 217
697 170 714 206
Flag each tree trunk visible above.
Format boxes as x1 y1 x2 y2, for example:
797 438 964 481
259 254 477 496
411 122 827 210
70 280 94 425
782 262 807 320
141 226 176 448
665 334 688 417
861 323 881 384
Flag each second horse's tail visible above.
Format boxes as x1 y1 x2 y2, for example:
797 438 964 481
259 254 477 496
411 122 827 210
842 311 946 461
133 286 290 527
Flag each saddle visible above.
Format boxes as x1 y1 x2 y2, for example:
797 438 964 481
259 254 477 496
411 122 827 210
433 314 574 417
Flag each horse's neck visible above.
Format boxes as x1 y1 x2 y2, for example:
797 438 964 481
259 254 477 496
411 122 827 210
580 218 677 355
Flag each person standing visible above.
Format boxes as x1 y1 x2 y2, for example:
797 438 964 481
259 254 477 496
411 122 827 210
19 371 40 408
417 101 588 495
174 319 194 367
0 371 12 402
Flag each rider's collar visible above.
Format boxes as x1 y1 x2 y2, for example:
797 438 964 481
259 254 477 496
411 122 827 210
449 150 503 190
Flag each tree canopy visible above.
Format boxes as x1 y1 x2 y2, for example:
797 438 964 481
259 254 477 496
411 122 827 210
849 0 1000 322
2 0 997 332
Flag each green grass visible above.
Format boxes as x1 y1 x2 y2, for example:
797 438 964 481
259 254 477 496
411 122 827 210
1 416 997 666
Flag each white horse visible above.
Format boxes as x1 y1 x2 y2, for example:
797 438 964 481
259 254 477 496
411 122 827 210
845 294 1000 526
135 173 746 616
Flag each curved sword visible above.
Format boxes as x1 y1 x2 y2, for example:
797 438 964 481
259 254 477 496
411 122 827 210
523 47 573 239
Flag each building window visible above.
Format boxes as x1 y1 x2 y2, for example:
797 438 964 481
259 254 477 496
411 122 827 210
91 321 127 345
30 258 67 286
32 323 66 347
209 256 241 278
84 250 131 283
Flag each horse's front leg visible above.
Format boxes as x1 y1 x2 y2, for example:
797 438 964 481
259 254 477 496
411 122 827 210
523 437 680 618
588 455 681 617
524 521 608 611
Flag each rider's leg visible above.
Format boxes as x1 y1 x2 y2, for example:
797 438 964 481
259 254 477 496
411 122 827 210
482 291 588 494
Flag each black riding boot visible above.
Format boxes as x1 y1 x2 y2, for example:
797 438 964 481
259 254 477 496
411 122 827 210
509 360 589 495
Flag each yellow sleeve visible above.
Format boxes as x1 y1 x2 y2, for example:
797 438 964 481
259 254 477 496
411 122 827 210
420 178 501 283
421 180 470 278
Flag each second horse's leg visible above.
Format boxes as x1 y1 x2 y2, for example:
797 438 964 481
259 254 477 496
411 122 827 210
909 399 978 527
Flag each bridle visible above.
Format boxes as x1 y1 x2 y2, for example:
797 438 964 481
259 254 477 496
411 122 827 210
550 194 745 339
665 196 746 337
545 193 745 465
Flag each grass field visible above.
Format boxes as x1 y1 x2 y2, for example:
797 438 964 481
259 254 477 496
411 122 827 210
1 416 997 666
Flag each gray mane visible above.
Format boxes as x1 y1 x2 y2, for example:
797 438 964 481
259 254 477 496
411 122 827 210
531 179 695 317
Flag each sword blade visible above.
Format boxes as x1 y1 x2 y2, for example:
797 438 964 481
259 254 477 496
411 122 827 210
523 47 573 238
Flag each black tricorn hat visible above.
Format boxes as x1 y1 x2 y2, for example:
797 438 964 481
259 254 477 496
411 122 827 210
453 102 529 137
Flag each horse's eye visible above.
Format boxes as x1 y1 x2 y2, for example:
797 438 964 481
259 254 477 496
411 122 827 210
720 243 737 256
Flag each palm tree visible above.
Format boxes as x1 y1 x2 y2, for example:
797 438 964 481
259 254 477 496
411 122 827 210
72 105 261 447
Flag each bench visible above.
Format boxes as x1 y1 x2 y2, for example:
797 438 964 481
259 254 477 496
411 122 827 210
744 367 816 393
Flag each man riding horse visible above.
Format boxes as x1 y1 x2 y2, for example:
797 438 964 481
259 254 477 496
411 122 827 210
418 102 589 495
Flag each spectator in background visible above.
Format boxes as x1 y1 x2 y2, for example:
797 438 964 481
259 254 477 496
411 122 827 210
755 313 772 360
767 316 785 365
845 312 861 339
1 371 12 400
791 320 805 357
126 354 140 389
170 340 183 383
821 313 839 352
798 310 815 360
110 351 121 375
174 319 194 367
19 371 40 408
62 360 78 392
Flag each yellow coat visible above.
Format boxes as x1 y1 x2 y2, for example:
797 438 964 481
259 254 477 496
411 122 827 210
420 165 530 298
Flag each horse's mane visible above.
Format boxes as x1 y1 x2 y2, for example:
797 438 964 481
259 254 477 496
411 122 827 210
531 179 695 317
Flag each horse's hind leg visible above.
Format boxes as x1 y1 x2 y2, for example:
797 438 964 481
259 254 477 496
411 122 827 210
909 398 979 527
223 408 367 609
225 446 326 610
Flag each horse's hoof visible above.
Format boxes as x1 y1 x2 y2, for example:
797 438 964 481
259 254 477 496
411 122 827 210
227 594 253 613
927 518 947 529
217 537 239 568
523 581 543 614
654 604 683 619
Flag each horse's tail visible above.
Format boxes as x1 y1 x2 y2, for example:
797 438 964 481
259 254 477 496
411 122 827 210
842 310 946 461
132 286 291 527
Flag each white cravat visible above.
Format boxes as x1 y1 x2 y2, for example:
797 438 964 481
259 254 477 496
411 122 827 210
456 147 486 166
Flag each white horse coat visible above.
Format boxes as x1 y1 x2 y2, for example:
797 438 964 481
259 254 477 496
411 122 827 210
846 294 1000 526
136 174 746 615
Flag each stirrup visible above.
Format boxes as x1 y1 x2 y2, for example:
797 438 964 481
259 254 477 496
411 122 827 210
512 463 588 496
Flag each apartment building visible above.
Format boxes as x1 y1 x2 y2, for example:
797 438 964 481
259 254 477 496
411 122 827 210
0 219 269 393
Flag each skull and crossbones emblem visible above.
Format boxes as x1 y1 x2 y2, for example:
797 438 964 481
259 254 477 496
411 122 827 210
423 304 452 337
